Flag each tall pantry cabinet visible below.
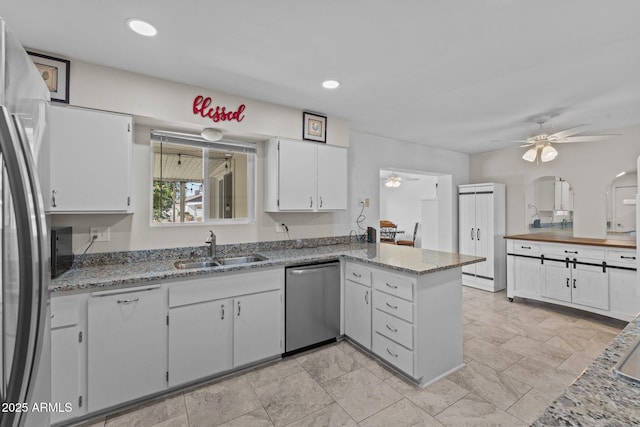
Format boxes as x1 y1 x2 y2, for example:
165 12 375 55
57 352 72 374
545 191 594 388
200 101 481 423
458 183 506 292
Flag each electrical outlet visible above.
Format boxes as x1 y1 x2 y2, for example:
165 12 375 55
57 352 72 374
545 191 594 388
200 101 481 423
357 197 370 207
90 227 110 242
275 223 284 233
364 198 370 207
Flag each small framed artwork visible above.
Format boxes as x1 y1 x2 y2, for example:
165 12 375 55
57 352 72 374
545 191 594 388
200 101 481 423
303 112 327 143
27 51 70 103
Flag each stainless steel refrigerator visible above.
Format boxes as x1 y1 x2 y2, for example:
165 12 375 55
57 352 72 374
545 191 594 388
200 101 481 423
0 18 50 427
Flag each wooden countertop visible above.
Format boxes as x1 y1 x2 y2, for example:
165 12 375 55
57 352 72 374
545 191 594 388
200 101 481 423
504 233 636 249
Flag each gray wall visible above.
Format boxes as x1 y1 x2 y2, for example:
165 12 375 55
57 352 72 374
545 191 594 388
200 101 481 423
469 124 640 238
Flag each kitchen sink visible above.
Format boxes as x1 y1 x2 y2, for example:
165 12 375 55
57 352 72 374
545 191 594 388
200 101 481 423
174 254 268 269
216 254 268 265
174 260 221 269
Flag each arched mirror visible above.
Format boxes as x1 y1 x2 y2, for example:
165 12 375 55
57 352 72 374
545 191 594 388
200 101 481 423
524 176 574 234
606 169 636 240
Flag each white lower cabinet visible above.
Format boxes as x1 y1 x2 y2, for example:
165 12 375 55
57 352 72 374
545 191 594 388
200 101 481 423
168 298 233 387
344 280 371 349
344 261 463 387
507 239 638 320
167 268 283 387
51 294 87 424
87 286 166 413
233 291 282 367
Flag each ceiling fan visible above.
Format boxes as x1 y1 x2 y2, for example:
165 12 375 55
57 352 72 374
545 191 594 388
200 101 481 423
504 117 619 163
381 172 419 188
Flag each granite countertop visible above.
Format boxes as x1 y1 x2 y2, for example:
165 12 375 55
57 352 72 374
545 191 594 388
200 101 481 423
505 233 637 249
534 315 640 426
51 242 484 294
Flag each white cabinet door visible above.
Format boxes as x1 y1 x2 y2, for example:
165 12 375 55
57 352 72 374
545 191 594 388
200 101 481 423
542 262 571 302
51 326 82 424
513 256 542 297
458 194 476 276
609 268 640 318
474 192 493 279
234 290 282 367
87 287 165 412
572 265 609 310
317 145 347 210
168 298 233 387
49 105 132 213
278 139 317 210
344 280 371 349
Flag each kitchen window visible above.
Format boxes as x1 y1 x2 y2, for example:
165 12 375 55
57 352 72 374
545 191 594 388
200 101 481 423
150 130 256 225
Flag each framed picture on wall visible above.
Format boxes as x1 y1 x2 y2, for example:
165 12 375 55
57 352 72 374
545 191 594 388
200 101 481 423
27 51 70 103
303 112 327 143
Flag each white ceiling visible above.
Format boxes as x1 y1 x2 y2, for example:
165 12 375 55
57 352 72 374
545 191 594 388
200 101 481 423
2 0 639 154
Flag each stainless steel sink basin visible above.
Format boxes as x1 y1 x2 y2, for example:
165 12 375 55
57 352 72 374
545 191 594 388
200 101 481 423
217 254 268 265
174 254 268 269
174 260 221 269
614 337 640 384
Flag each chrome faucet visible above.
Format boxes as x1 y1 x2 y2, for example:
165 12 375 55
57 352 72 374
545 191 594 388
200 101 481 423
206 230 217 258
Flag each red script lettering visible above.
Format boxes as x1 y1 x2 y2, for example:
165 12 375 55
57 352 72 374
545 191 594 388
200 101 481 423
193 96 246 123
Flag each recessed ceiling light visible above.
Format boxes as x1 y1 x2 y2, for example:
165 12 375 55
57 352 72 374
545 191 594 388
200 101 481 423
322 80 340 89
126 18 157 37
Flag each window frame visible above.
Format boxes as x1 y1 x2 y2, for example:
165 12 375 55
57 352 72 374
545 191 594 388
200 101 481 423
149 130 257 226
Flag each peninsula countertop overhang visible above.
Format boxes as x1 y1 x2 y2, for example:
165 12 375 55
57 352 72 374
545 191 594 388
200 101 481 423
51 243 485 294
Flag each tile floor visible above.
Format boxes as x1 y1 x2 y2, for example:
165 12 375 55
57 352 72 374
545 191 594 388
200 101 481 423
78 288 626 427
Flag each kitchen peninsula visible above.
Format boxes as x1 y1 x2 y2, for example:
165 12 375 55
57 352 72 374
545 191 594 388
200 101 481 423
50 238 483 424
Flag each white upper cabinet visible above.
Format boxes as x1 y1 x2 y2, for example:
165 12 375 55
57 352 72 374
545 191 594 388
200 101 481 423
264 138 347 212
48 105 132 213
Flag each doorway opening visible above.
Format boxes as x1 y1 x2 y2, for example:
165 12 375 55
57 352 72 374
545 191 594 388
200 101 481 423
379 169 453 252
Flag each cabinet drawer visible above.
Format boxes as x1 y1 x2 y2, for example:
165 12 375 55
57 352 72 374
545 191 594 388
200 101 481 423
345 263 371 287
51 295 79 328
513 241 540 256
373 309 413 349
372 269 414 301
541 244 604 261
373 291 413 323
373 332 413 375
606 249 637 268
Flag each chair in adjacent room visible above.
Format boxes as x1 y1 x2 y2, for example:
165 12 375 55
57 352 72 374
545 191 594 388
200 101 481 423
379 220 398 244
397 222 419 247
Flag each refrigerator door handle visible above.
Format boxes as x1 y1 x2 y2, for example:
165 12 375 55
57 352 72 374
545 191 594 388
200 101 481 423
0 107 48 427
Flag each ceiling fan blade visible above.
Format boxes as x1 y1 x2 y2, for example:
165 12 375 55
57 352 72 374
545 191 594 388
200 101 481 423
548 124 589 139
554 134 620 143
491 139 530 143
519 143 534 147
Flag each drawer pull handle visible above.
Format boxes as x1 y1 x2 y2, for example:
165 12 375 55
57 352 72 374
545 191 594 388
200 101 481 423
386 348 399 358
117 297 139 304
237 301 241 316
386 324 398 333
385 302 398 309
385 282 398 289
365 290 369 304
621 256 636 260
521 246 531 249
573 279 577 289
352 272 362 278
564 250 578 254
221 304 225 320
566 278 570 288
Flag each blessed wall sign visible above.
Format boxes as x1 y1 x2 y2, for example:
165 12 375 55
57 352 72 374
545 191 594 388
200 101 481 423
192 95 246 123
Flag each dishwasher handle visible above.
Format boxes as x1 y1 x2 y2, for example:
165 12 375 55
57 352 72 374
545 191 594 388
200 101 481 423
287 263 339 275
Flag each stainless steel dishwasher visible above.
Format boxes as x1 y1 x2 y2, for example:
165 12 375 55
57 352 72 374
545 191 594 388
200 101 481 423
285 262 340 354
